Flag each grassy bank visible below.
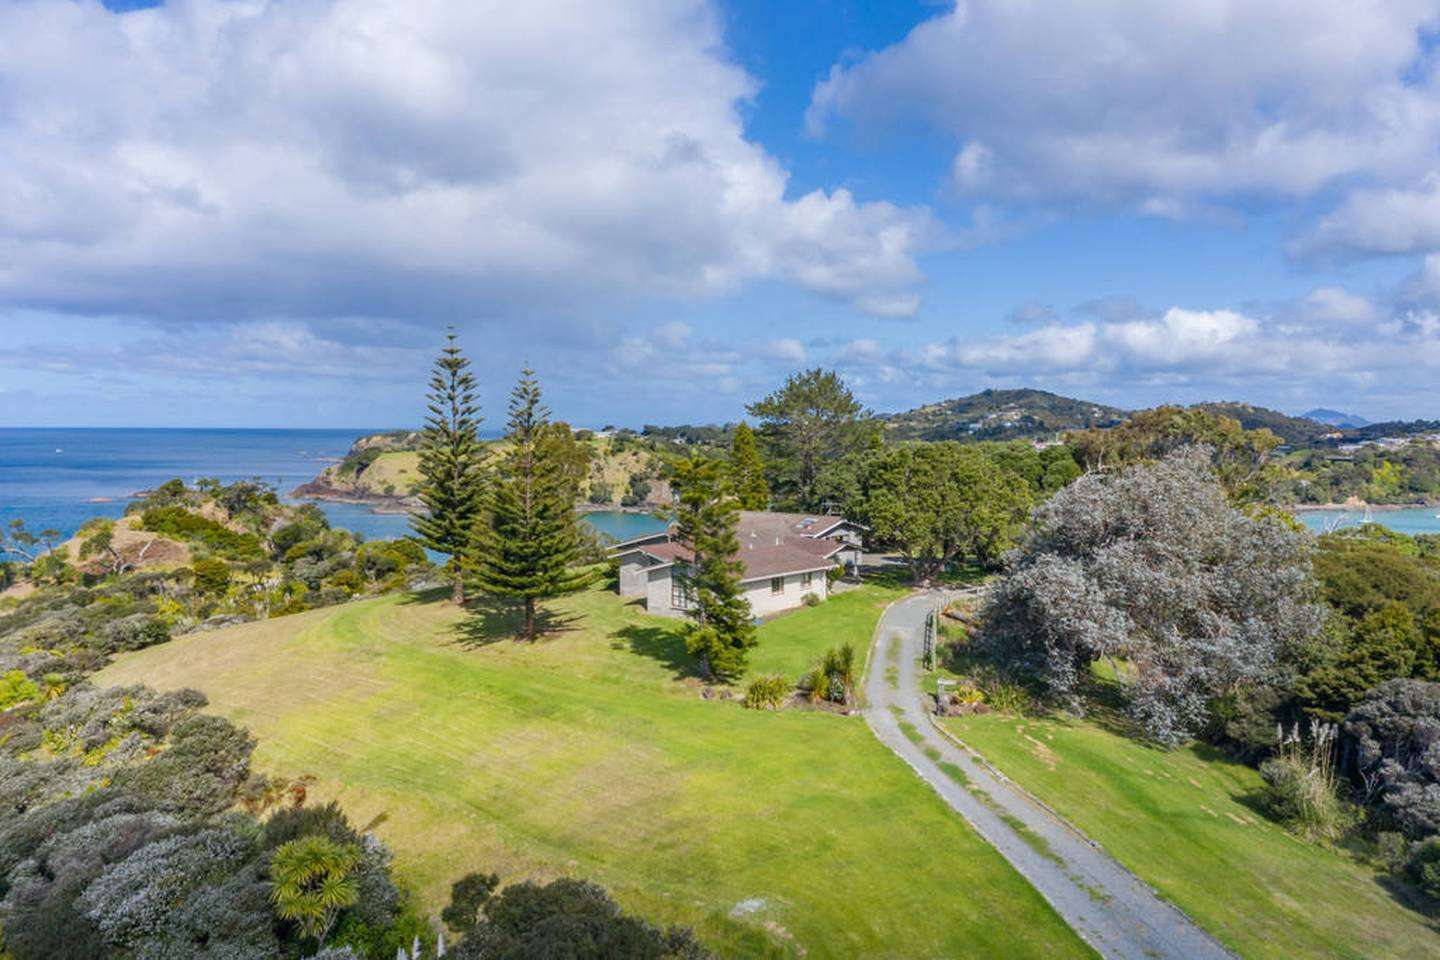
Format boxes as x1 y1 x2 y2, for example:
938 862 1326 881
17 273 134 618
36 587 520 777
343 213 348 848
99 585 1089 959
944 712 1439 959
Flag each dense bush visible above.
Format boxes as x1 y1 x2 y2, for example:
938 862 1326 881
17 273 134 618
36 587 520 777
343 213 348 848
1408 837 1440 899
99 613 170 654
1258 724 1350 843
139 506 264 561
446 876 708 959
743 674 792 710
983 447 1323 745
805 643 857 705
1344 679 1440 837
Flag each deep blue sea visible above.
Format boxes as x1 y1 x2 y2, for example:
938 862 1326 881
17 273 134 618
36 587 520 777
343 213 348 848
0 428 664 550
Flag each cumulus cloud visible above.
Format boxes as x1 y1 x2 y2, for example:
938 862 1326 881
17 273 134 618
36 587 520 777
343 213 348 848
809 1 1440 217
0 0 934 323
822 283 1440 416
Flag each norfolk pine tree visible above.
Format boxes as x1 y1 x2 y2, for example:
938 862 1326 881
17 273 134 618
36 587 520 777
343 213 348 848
728 422 769 510
413 330 486 605
669 454 756 680
472 368 591 641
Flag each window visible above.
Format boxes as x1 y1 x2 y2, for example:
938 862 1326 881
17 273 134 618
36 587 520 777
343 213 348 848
770 576 784 595
671 579 694 608
800 571 813 588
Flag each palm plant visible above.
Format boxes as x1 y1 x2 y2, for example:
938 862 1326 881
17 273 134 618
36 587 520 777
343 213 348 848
269 835 363 947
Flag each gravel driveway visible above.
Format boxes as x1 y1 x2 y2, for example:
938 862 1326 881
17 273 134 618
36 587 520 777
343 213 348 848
862 590 1235 960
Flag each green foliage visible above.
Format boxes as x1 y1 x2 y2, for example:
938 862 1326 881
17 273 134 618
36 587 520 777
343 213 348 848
0 669 40 710
668 455 756 680
1298 604 1424 721
837 442 1032 581
449 876 709 960
728 422 769 510
413 330 487 604
190 557 232 596
470 369 593 641
269 835 363 947
1257 725 1350 843
746 368 867 509
742 674 792 710
806 642 857 704
139 506 263 560
441 870 500 934
1407 838 1440 899
1068 405 1281 501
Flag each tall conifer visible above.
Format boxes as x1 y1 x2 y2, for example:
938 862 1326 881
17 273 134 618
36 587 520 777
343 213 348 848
669 455 756 680
728 422 769 510
472 369 591 641
413 330 485 604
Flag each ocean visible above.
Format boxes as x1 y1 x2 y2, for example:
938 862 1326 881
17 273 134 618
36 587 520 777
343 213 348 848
0 428 664 550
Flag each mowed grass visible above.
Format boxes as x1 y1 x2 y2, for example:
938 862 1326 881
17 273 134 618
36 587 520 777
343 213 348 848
945 712 1440 959
744 585 904 682
98 585 1090 959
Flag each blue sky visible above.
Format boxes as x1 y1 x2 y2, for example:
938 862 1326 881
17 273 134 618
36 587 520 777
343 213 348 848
4 0 1440 428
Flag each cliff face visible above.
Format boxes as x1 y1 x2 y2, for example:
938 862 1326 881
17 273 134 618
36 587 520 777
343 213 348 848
294 431 669 510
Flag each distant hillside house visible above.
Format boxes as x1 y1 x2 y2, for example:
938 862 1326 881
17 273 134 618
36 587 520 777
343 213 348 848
611 512 865 619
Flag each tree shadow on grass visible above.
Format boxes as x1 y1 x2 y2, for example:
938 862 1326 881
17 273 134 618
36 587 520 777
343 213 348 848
612 623 703 681
448 593 582 648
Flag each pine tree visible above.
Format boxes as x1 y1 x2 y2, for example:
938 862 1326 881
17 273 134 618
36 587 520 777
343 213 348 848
728 422 770 510
472 368 591 641
413 330 486 604
669 455 756 680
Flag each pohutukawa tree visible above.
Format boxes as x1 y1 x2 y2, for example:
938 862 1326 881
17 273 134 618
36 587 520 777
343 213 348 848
728 422 769 510
471 368 591 641
982 446 1324 745
413 330 486 605
668 454 755 680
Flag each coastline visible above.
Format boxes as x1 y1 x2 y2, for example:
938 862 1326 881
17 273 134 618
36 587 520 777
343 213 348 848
292 483 665 517
1287 500 1439 513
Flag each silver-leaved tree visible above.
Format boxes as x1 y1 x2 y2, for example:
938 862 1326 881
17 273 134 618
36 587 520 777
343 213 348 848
982 446 1324 745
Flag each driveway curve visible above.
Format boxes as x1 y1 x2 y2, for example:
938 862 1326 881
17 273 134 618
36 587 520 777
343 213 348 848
863 590 1234 960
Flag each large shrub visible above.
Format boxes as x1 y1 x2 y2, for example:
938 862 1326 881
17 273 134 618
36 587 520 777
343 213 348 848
1344 679 1440 837
982 447 1324 745
1258 722 1350 842
448 876 708 960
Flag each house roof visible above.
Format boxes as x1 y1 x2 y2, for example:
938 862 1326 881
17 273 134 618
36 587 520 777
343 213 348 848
619 524 850 583
609 511 863 553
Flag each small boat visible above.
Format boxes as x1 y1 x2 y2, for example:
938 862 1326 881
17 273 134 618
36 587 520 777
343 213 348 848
54 448 63 454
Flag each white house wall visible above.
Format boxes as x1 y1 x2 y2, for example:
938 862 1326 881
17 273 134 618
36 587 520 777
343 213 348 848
641 566 829 619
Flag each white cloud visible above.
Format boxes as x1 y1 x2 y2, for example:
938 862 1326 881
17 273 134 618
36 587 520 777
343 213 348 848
1299 176 1440 257
0 0 934 322
809 1 1440 213
764 338 806 364
822 284 1440 416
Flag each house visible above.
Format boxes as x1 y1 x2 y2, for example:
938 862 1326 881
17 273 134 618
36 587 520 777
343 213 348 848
610 511 866 619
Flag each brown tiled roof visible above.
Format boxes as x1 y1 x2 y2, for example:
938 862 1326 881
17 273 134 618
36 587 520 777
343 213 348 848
630 528 846 582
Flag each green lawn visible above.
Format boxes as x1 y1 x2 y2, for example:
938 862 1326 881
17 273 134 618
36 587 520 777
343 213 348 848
98 584 1089 959
745 585 905 682
945 711 1440 959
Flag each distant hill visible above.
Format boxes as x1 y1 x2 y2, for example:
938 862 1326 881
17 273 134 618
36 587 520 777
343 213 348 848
880 388 1126 442
1188 402 1334 445
1303 408 1371 429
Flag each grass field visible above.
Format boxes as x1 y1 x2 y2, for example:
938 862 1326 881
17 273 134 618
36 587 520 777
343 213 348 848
98 584 1091 959
944 711 1440 959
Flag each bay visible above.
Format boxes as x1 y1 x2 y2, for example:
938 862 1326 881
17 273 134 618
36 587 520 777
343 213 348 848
1294 506 1440 536
0 428 659 551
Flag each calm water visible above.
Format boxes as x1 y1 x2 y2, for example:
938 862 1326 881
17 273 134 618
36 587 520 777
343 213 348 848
0 428 660 551
1295 506 1440 536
